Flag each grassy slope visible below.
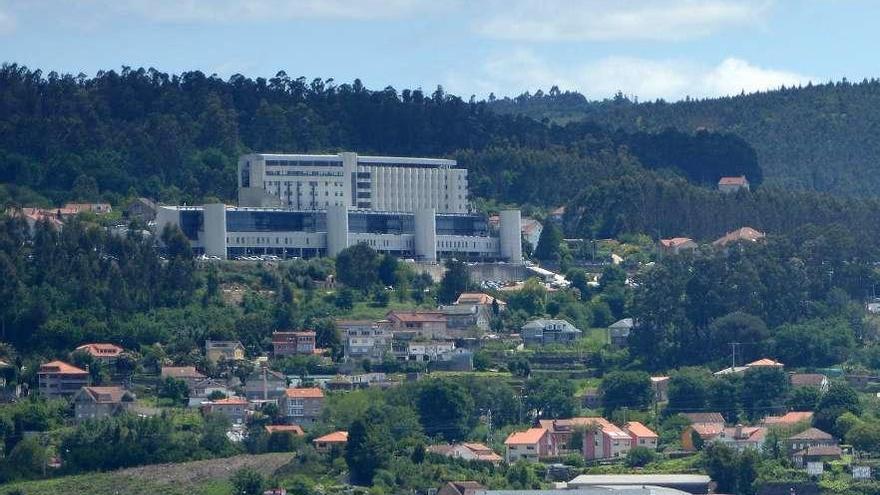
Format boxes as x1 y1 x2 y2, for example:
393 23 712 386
0 453 293 495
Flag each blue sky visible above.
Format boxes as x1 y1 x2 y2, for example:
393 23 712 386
0 0 877 101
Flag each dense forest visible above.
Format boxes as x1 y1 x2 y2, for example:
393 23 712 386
0 63 758 208
489 80 880 196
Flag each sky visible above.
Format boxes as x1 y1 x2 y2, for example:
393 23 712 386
0 0 877 101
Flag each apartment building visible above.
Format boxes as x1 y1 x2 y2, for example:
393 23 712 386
38 361 89 398
272 331 316 356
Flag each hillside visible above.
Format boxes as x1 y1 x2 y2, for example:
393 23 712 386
0 63 757 208
489 81 880 197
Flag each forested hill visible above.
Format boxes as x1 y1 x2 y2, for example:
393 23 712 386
0 63 757 207
488 80 880 197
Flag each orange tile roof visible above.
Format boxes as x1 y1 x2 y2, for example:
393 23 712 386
746 358 784 367
624 421 658 438
75 343 124 357
39 360 87 375
504 427 547 445
284 387 324 399
206 397 249 405
713 227 766 247
763 411 814 425
691 423 724 438
265 425 305 435
456 293 505 306
683 412 726 425
718 176 748 186
313 431 348 443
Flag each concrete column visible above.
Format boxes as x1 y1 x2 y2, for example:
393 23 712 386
414 208 437 262
326 204 349 257
499 209 523 263
341 152 357 208
202 203 228 259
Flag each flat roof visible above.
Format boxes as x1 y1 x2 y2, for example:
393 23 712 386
248 152 457 167
569 474 711 486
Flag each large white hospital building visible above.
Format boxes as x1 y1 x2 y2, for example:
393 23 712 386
157 152 522 263
238 152 469 213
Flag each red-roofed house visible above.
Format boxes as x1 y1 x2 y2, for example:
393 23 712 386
201 396 250 423
38 361 89 398
279 387 324 426
74 343 124 365
504 427 551 463
313 431 348 453
763 411 814 427
623 421 659 450
790 373 829 393
718 176 750 193
539 417 632 460
680 413 726 451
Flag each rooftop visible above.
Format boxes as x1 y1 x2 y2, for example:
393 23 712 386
387 310 446 323
712 227 766 247
265 425 305 435
624 421 658 438
75 343 124 357
161 366 206 379
79 386 133 404
718 176 749 186
790 373 827 386
284 387 324 399
39 360 87 375
763 411 814 425
746 358 784 368
794 445 843 457
788 427 834 441
659 237 695 248
504 428 547 445
682 412 725 425
313 431 348 443
456 293 505 306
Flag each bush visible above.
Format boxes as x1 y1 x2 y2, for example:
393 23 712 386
625 446 656 467
231 467 265 495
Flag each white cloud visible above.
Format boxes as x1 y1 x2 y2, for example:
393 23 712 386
0 7 16 35
446 51 812 101
102 0 431 23
478 0 770 42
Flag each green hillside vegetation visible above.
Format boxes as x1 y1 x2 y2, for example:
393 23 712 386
490 81 880 196
0 63 757 208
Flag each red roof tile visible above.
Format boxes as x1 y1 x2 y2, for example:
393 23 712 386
284 387 324 399
313 431 348 443
505 428 547 445
39 360 87 375
624 421 658 438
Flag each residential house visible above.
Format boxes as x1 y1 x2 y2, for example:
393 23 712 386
188 378 232 407
386 311 448 339
651 376 670 402
623 422 659 450
608 318 634 348
455 293 506 312
73 386 136 422
762 411 814 429
9 207 64 234
521 217 543 251
437 481 486 495
440 304 490 333
659 238 698 255
313 431 348 453
64 202 113 214
74 343 124 366
521 319 582 346
126 197 157 221
326 373 389 391
504 428 552 463
790 373 829 393
279 387 324 426
539 418 632 461
205 340 245 363
244 367 288 401
391 339 456 363
338 319 392 363
792 445 843 468
265 424 305 437
200 397 249 424
785 428 837 454
718 175 750 193
161 366 206 390
714 358 784 376
716 425 768 452
427 443 503 464
38 361 89 398
680 413 726 451
272 331 316 357
712 227 766 248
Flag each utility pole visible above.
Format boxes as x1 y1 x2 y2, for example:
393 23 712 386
486 408 493 444
729 342 741 370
